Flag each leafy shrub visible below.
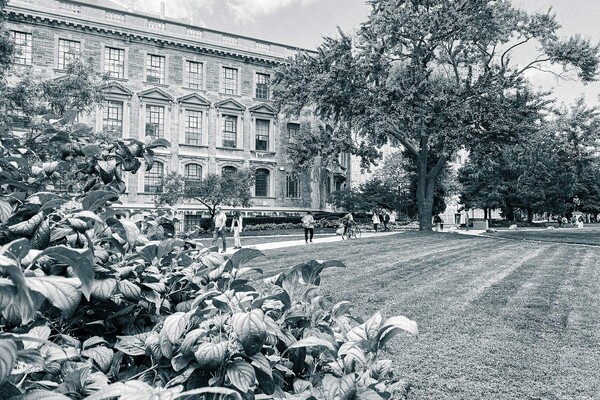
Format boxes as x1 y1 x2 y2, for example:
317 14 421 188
0 110 417 400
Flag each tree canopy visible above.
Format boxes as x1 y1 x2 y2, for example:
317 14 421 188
273 0 600 230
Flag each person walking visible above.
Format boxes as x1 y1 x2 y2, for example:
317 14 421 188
383 213 390 231
231 210 243 249
212 206 227 253
301 211 315 243
372 212 380 232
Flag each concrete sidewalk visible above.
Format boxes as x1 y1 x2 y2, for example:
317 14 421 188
223 230 402 254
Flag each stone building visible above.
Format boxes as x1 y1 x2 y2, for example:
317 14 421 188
4 0 350 228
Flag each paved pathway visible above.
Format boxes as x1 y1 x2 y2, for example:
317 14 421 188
223 231 402 254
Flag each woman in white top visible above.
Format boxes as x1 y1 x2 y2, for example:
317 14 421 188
372 212 380 232
231 211 243 249
301 211 315 243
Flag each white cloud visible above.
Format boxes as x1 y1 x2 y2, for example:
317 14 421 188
112 0 315 24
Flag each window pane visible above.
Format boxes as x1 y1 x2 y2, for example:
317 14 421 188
255 119 269 151
222 67 238 95
144 161 164 192
186 61 203 89
286 174 299 198
255 73 270 99
185 163 202 180
103 100 123 136
288 123 299 144
147 54 165 84
58 38 80 70
184 214 203 231
146 105 165 138
222 115 237 148
12 31 32 65
185 110 202 145
105 47 125 79
222 166 237 175
255 169 269 197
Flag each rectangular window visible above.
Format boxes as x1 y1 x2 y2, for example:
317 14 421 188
12 31 32 65
104 47 125 79
222 67 238 95
255 73 270 100
255 119 269 151
185 110 202 145
184 214 203 231
288 123 299 144
186 61 203 89
147 54 165 84
103 100 123 136
222 115 237 148
58 38 80 70
286 175 299 198
144 162 164 192
184 164 202 181
145 105 165 138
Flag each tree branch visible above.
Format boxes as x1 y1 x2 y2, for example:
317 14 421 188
388 125 419 158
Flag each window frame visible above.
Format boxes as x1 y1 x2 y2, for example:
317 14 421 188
146 54 166 84
184 109 203 145
221 66 238 95
254 168 270 197
221 114 238 148
57 38 81 70
255 72 270 100
185 60 203 90
102 100 124 136
286 174 299 198
255 119 270 151
144 161 165 193
145 105 165 138
12 31 32 66
104 46 126 79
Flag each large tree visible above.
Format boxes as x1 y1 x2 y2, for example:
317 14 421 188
273 0 599 230
157 170 254 223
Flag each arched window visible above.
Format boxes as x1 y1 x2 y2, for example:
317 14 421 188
255 168 270 197
144 161 164 192
184 163 202 181
222 166 237 175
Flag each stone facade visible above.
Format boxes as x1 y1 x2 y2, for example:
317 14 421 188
5 0 350 224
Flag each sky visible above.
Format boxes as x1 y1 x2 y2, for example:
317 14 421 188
116 0 600 105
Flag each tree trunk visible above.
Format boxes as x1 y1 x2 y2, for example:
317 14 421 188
415 135 446 231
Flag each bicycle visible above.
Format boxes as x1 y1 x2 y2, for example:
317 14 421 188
341 223 361 240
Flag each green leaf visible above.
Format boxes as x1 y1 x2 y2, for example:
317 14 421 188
25 276 81 312
231 309 267 356
179 328 207 356
82 144 102 157
7 212 44 238
226 359 256 393
0 200 13 223
146 138 171 149
117 280 141 302
9 390 72 400
194 341 227 370
364 311 384 339
170 353 193 372
114 335 146 356
82 336 108 350
229 248 265 269
286 336 338 354
376 316 418 349
30 219 50 250
161 312 189 343
90 279 117 302
176 387 242 400
81 346 113 373
35 246 94 300
81 190 119 211
0 339 17 385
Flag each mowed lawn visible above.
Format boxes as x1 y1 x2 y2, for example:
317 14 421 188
251 232 600 399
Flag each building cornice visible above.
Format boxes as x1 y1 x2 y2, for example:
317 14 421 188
6 2 312 66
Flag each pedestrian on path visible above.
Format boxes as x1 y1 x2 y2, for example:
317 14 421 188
383 213 390 231
302 211 315 243
212 206 227 253
372 212 380 232
231 210 243 249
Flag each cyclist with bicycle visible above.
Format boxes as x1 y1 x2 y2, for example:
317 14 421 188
341 212 355 238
